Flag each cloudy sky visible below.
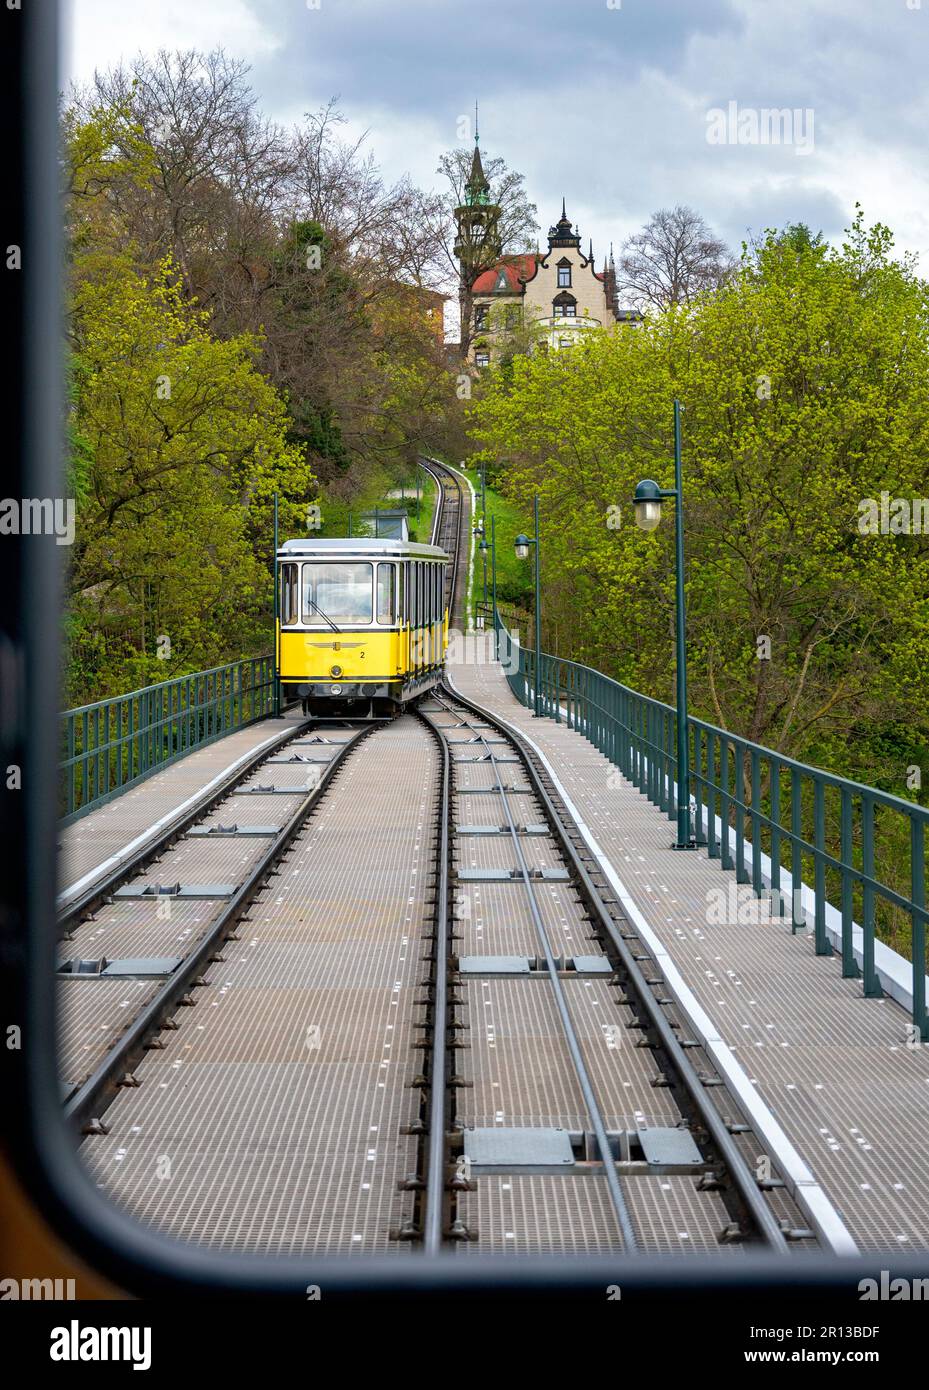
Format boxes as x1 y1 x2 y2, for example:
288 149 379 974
61 0 929 269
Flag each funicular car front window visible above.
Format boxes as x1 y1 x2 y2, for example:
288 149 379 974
302 562 373 623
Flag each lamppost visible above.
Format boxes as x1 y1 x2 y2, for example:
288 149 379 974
633 400 694 849
515 494 541 717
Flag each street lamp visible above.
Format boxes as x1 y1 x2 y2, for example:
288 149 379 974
633 400 695 849
514 494 542 717
631 478 663 532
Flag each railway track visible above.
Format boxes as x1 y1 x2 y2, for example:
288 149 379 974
415 686 816 1253
407 461 814 1254
65 459 815 1257
419 455 468 626
59 716 381 1129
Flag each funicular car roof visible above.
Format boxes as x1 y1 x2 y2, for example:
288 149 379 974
278 538 447 560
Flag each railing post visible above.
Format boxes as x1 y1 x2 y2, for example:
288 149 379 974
66 714 75 817
706 729 718 859
115 700 124 790
770 760 782 917
735 745 748 883
693 724 706 845
720 738 732 871
840 786 861 979
813 778 831 955
790 768 804 932
81 709 89 808
911 818 927 1041
751 750 762 898
862 795 881 997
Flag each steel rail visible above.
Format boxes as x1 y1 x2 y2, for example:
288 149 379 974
423 694 639 1250
440 679 792 1253
418 457 466 627
57 714 313 937
63 721 378 1131
413 707 452 1254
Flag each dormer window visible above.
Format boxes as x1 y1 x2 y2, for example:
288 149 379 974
557 258 572 288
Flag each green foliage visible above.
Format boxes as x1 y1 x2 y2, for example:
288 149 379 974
60 77 466 704
66 252 312 701
463 467 533 616
469 211 929 795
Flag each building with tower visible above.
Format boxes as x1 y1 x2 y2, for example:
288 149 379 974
455 129 639 365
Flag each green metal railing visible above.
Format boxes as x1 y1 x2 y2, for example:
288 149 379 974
60 656 276 824
494 608 929 1039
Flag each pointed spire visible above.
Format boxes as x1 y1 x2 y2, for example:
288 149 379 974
548 197 581 249
588 237 594 263
464 104 490 207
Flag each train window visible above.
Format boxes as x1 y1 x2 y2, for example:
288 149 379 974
302 562 373 624
280 563 299 625
376 563 396 624
398 562 406 622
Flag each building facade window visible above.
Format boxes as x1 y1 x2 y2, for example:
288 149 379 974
553 291 577 318
474 305 488 330
557 259 572 288
505 305 519 330
475 351 490 368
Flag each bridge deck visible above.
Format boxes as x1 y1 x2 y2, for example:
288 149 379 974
448 653 929 1254
58 713 305 900
75 717 435 1254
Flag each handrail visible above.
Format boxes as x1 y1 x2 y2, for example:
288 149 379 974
60 655 276 823
493 606 928 1040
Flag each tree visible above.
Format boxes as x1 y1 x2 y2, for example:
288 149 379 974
470 214 929 785
66 54 466 528
66 251 312 699
617 205 735 311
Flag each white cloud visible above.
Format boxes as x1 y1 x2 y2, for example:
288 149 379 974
60 0 929 269
60 0 281 91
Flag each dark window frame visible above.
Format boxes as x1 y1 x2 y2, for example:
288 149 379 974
280 562 299 626
4 1 899 1307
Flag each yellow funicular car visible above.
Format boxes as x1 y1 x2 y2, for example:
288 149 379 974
276 537 450 716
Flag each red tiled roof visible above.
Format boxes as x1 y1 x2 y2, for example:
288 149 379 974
472 253 540 294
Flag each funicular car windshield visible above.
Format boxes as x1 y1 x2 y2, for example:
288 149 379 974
301 562 373 624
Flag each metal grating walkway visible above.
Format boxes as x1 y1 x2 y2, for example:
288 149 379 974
449 655 929 1251
77 716 438 1254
